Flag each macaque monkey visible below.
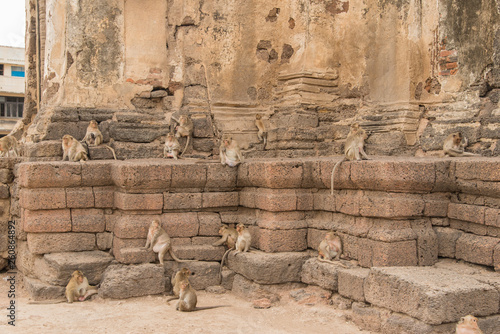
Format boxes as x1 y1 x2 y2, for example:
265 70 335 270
164 132 181 160
166 268 192 302
176 280 197 312
83 120 117 159
212 224 238 249
330 123 370 194
143 219 195 265
235 223 252 254
0 135 19 157
220 137 244 167
62 134 88 162
174 115 193 156
317 231 346 267
65 270 98 303
255 114 267 146
443 132 479 157
456 315 483 334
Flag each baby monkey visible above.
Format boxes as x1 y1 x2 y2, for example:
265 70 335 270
166 267 192 304
0 135 19 157
330 122 370 194
164 132 181 160
174 115 193 156
317 231 347 267
65 270 98 303
62 134 88 162
212 224 238 249
456 315 483 334
255 114 267 146
220 137 244 167
443 132 479 157
83 120 117 159
176 280 197 312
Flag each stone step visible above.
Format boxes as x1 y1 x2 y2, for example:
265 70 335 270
114 245 226 265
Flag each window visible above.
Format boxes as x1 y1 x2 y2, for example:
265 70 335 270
0 96 23 118
11 66 24 78
0 64 3 76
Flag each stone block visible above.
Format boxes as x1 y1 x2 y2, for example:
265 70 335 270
338 267 370 302
456 233 500 266
381 312 445 334
23 276 65 301
113 215 159 239
307 228 325 250
336 190 363 215
97 232 113 250
66 187 95 208
495 243 500 272
221 268 235 290
259 228 307 252
238 188 256 208
169 244 225 261
192 236 219 245
313 191 336 211
99 263 166 299
301 159 324 188
23 209 72 233
202 192 239 208
93 186 114 208
111 159 171 190
71 208 105 232
367 219 416 242
16 241 39 277
351 302 391 333
163 261 221 290
20 188 66 210
448 203 485 225
423 193 449 217
411 220 438 266
359 191 425 218
0 168 13 183
358 239 418 268
114 192 163 211
114 247 155 264
300 258 340 291
163 192 202 210
198 212 221 236
171 163 206 189
434 227 463 258
81 161 113 186
18 162 81 188
205 163 237 190
245 160 304 188
34 250 114 286
220 208 256 225
27 233 95 254
319 159 355 190
253 188 297 211
455 160 500 182
364 267 500 325
485 208 500 228
0 183 9 199
227 251 309 284
161 212 199 237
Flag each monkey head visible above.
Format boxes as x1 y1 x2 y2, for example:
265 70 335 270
71 270 84 283
89 120 98 129
236 223 245 233
453 132 463 145
255 114 262 120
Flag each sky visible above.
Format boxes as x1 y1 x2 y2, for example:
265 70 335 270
0 1 26 48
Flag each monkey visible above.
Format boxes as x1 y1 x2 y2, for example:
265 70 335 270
234 223 252 254
443 132 479 157
317 231 347 267
456 315 483 334
255 114 267 147
219 137 244 167
176 280 197 312
0 135 19 157
62 134 88 162
330 123 370 194
212 224 238 249
143 219 195 265
83 120 117 159
166 267 192 304
164 132 181 160
65 270 98 303
174 115 193 156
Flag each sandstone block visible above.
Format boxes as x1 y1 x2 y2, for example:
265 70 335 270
169 244 225 261
66 187 94 208
23 276 65 301
359 191 425 218
20 188 66 210
259 228 307 252
220 208 256 225
112 237 145 253
336 190 363 215
456 233 500 266
319 159 354 190
0 168 13 184
221 268 235 290
27 233 95 254
338 267 370 302
206 163 237 190
358 239 417 268
34 250 114 285
238 188 256 208
114 192 163 211
171 163 206 189
313 191 336 212
192 236 219 245
307 228 325 250
423 193 449 217
198 212 221 236
16 241 39 277
93 186 114 208
381 312 444 334
434 227 463 258
99 264 166 299
71 208 105 232
111 159 171 190
227 251 309 284
97 232 113 250
485 208 500 228
495 243 500 272
114 247 155 264
163 261 221 290
23 209 72 233
0 183 9 199
113 215 159 239
81 161 113 186
364 267 500 325
300 257 340 291
366 219 416 242
411 220 438 266
448 203 485 225
163 192 202 210
253 188 297 211
161 212 199 237
202 191 239 208
351 302 391 333
455 160 500 182
246 160 303 188
301 159 324 188
18 162 81 188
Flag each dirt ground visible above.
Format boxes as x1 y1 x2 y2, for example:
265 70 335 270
0 271 372 334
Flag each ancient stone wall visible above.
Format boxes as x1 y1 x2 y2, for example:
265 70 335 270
17 0 500 160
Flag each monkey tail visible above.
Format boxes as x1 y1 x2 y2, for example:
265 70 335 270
193 305 229 311
166 296 178 305
169 249 195 263
219 248 233 275
103 145 117 160
317 256 348 268
181 136 190 156
330 158 345 195
28 299 66 304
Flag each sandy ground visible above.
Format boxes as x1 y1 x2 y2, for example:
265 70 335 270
0 271 373 334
